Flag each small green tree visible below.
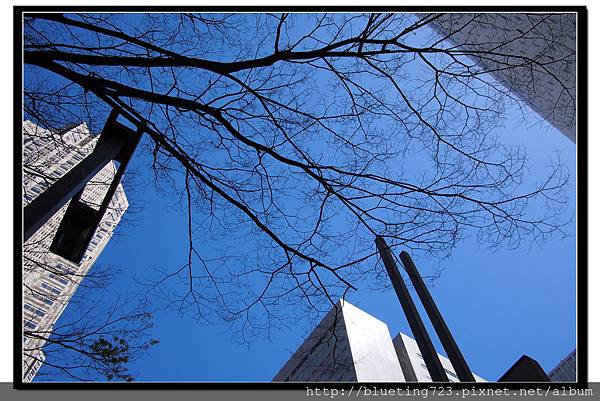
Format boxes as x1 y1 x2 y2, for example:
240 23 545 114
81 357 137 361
24 297 159 381
91 335 159 381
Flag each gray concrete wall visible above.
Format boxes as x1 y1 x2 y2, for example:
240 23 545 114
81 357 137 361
428 13 576 142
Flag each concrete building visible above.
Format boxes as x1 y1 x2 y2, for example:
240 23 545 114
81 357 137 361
22 121 129 382
273 300 405 382
428 13 576 142
392 332 486 382
273 301 486 382
548 350 576 382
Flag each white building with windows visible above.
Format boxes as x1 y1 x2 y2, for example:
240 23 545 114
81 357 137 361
22 121 128 382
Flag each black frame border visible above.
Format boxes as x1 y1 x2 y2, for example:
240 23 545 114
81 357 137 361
13 4 588 390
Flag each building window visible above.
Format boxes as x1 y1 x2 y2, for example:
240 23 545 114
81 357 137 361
40 282 61 295
48 272 69 285
32 292 54 306
24 320 37 330
24 303 46 317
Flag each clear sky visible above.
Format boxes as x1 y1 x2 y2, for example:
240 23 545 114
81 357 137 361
32 13 577 382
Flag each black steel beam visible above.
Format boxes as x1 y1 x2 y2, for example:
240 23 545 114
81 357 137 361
399 251 476 382
375 236 448 382
46 114 143 264
24 109 143 243
23 134 124 241
94 124 142 221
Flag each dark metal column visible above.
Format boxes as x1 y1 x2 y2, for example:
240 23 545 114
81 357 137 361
24 110 142 243
375 236 448 382
48 115 143 264
23 134 125 241
399 251 476 382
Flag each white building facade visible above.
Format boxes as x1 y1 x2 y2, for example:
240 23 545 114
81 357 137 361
428 13 576 142
22 121 129 382
274 301 486 383
273 300 405 382
392 332 486 382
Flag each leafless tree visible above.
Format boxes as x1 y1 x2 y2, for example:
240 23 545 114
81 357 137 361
22 12 572 343
24 291 158 382
22 121 155 381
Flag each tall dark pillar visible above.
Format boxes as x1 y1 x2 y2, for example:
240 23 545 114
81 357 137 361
399 251 475 382
23 133 124 241
375 236 448 382
24 110 142 250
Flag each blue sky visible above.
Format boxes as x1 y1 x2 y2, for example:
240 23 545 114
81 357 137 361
31 13 577 382
41 101 573 383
